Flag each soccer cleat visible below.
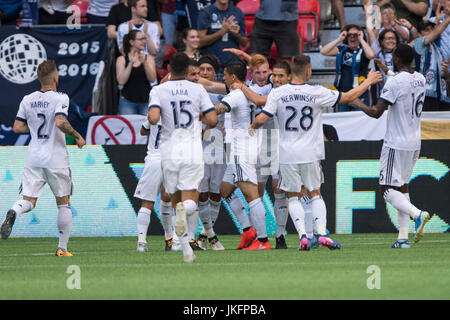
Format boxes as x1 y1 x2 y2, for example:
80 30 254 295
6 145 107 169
171 239 182 252
184 254 196 263
1 209 17 240
174 203 187 238
209 236 225 250
309 234 319 249
318 236 341 250
189 240 205 251
391 239 411 249
137 242 148 252
236 226 257 249
275 235 288 249
165 238 173 251
242 239 271 250
414 211 430 243
55 248 73 256
298 235 310 251
197 233 207 250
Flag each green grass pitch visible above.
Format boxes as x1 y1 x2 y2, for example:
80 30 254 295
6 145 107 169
0 233 449 300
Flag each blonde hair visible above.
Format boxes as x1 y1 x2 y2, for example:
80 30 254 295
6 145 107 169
249 54 269 71
37 60 57 85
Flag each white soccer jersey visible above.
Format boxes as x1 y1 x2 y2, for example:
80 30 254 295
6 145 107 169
379 71 425 151
263 83 341 164
117 20 160 55
143 119 162 161
148 79 215 162
203 93 225 164
247 80 274 128
221 89 258 164
16 90 70 168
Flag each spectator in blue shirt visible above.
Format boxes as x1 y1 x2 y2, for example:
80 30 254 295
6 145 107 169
0 0 22 25
197 0 248 67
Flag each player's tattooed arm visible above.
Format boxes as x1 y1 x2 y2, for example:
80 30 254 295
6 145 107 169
55 114 86 149
214 102 229 114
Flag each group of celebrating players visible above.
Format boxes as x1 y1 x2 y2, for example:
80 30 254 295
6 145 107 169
1 43 432 263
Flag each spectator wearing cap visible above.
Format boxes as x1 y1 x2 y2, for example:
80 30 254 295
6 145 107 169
249 0 299 60
375 0 429 27
320 24 375 112
197 0 248 67
414 15 450 110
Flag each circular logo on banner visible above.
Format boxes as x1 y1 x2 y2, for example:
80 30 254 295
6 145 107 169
91 116 136 145
0 34 47 84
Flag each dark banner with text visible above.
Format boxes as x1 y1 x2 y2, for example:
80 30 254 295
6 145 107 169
0 26 107 146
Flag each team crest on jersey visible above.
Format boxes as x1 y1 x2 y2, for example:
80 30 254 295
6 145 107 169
425 70 435 84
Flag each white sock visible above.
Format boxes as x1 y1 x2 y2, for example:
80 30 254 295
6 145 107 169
57 205 72 250
301 196 313 238
274 193 288 238
398 193 411 240
137 207 151 243
227 193 251 229
198 200 212 230
248 198 267 239
311 195 327 236
384 189 420 220
11 199 33 217
288 197 306 236
209 199 221 226
187 209 199 241
160 200 173 240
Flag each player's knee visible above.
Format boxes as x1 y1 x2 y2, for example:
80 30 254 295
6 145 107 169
183 199 197 216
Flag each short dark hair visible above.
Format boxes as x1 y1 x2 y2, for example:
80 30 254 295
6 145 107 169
198 54 220 74
291 55 311 75
37 60 57 84
393 43 414 66
417 20 435 33
224 61 247 82
273 60 291 75
170 52 190 76
188 59 199 68
380 3 396 13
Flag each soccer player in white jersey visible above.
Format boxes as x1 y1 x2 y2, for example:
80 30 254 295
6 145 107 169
215 62 271 250
250 54 383 251
350 44 431 248
134 119 174 252
196 55 227 250
148 53 218 263
0 60 86 256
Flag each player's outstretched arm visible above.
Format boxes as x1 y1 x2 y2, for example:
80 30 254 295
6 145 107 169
248 113 269 136
223 48 251 64
198 77 228 95
339 70 383 103
350 98 389 119
13 119 30 134
230 82 268 106
55 114 86 149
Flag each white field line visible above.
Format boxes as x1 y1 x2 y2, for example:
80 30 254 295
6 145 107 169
0 260 450 270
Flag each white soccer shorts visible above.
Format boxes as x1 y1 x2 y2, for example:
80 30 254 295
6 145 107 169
379 145 420 187
222 156 258 186
199 163 227 194
279 161 324 193
134 158 163 202
20 166 73 198
162 160 204 195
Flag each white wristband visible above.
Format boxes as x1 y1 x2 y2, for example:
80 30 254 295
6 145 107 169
142 120 150 130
